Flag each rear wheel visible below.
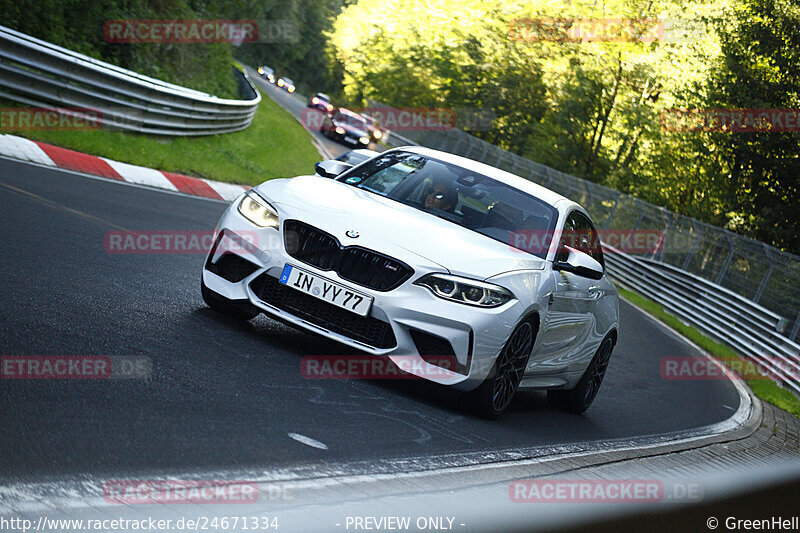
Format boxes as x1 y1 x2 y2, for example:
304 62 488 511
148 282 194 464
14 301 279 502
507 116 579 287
473 320 536 419
201 276 260 321
548 336 614 414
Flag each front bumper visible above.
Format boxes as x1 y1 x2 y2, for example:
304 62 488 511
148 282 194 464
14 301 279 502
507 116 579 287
201 197 531 391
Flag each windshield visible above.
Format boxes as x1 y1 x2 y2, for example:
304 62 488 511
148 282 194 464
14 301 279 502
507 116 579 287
334 111 368 130
337 151 558 258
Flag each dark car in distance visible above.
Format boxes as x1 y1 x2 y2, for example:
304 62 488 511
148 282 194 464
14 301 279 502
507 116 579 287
321 108 371 147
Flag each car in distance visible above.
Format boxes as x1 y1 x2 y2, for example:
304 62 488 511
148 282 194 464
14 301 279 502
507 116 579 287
257 66 275 84
335 148 380 166
201 147 619 418
277 77 295 93
308 93 334 113
321 108 371 147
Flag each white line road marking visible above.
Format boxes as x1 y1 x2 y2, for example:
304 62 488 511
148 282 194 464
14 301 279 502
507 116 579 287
288 432 329 450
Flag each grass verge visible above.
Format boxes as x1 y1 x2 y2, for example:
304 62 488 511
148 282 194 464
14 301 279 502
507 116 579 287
0 88 321 185
618 286 800 418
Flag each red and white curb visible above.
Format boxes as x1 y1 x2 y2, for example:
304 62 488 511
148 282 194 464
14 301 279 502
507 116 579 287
0 134 249 201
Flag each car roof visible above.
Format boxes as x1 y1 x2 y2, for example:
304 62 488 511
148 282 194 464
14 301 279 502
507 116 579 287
398 146 571 208
315 93 330 100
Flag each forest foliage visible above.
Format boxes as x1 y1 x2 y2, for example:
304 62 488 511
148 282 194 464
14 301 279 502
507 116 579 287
2 0 797 253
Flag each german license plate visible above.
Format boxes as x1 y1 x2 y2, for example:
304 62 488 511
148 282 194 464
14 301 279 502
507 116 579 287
279 264 373 316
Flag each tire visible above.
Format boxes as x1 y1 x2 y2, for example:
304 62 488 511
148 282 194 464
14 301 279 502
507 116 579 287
472 320 536 419
201 277 260 321
547 336 614 414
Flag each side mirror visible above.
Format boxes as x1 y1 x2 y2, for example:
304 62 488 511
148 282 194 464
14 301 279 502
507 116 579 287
314 160 353 179
554 246 604 280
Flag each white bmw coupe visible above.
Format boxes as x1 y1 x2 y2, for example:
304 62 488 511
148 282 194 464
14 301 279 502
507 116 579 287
201 147 619 417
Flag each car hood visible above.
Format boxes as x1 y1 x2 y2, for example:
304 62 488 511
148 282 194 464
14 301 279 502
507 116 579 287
255 176 548 279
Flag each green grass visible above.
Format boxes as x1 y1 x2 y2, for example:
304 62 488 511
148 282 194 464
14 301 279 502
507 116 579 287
618 286 800 418
0 88 321 185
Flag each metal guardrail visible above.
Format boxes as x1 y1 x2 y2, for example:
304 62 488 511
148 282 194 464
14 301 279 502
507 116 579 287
605 248 800 395
0 25 260 135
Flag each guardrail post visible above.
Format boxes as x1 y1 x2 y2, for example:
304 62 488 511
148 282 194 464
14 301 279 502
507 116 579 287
681 220 703 271
632 199 644 230
791 312 800 342
715 233 736 285
654 208 672 262
603 198 619 230
753 246 775 304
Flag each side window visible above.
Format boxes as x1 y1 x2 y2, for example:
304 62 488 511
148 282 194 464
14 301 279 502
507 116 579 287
557 212 604 269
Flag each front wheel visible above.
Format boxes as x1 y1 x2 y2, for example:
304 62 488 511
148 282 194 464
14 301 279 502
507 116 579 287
547 336 614 414
472 320 536 419
201 276 260 321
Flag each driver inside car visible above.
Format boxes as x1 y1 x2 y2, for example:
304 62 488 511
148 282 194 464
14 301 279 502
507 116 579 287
423 179 458 213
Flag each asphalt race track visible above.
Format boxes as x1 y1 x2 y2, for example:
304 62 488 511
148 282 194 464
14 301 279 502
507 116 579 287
249 71 370 160
0 157 741 483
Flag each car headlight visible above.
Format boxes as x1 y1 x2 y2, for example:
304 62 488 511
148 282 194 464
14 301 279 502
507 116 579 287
288 86 295 92
237 192 279 229
415 274 514 308
373 130 382 139
277 79 283 86
359 136 370 145
335 126 345 134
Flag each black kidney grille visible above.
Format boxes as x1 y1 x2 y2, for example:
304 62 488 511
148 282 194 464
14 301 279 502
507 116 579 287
338 247 411 291
284 220 339 270
250 274 396 349
283 220 413 292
